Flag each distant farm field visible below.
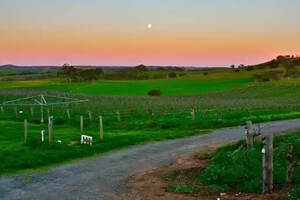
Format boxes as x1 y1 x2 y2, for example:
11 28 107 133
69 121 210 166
0 77 252 96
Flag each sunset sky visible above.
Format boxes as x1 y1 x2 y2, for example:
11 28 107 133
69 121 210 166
1 0 300 66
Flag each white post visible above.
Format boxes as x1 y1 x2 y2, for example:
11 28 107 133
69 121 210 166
88 111 92 121
41 105 44 124
99 116 103 140
41 130 45 142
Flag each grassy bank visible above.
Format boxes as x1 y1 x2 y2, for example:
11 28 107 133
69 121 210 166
166 133 300 199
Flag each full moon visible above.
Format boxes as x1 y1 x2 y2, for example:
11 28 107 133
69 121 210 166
147 24 152 29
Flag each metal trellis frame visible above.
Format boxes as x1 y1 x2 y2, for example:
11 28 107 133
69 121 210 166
1 94 88 123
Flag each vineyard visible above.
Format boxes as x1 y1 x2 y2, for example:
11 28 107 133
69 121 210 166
0 78 300 174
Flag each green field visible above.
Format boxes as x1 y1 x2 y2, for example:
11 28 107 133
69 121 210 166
0 68 300 175
0 77 252 96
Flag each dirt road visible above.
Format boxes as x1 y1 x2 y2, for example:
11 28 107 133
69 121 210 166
0 119 300 200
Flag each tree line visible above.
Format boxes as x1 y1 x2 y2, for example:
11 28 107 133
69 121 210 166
62 64 104 83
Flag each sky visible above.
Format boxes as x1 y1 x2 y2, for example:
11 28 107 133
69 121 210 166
0 0 300 67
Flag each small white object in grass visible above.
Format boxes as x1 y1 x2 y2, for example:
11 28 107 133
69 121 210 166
261 148 265 154
19 110 23 114
147 24 152 29
81 135 93 145
57 140 62 144
217 198 220 200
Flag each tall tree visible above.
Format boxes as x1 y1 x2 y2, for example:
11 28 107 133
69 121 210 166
62 64 77 83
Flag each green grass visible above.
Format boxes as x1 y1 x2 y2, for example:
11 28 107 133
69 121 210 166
0 117 212 174
165 133 300 199
283 186 300 200
0 69 300 174
199 133 300 194
0 77 300 173
0 77 252 96
167 184 200 193
0 70 14 76
0 100 300 174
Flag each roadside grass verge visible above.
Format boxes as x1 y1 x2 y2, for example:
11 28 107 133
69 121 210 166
166 133 300 200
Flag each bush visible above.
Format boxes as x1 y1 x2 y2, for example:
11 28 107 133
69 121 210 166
253 70 284 82
148 89 162 96
199 134 300 194
168 72 177 78
203 72 208 76
152 73 167 79
283 185 300 200
167 185 200 193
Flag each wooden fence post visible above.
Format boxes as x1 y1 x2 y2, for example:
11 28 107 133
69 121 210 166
66 109 71 120
191 108 195 121
80 115 84 133
99 116 103 140
262 134 273 193
116 111 121 122
48 116 53 145
24 119 28 144
245 121 253 148
88 111 92 121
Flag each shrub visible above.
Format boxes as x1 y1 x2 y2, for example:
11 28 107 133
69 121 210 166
203 72 208 76
283 185 300 200
253 70 284 82
148 89 162 96
168 72 177 78
199 134 300 194
152 74 167 79
167 185 200 193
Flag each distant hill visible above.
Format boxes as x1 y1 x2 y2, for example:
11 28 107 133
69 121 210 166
248 55 300 69
0 64 209 74
0 65 61 75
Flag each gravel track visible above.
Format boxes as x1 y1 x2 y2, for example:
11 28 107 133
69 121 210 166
0 119 300 200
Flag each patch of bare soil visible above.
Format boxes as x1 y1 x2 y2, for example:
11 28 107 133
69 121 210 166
121 146 286 200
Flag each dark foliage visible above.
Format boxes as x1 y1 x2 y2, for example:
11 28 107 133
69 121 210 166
148 89 162 96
